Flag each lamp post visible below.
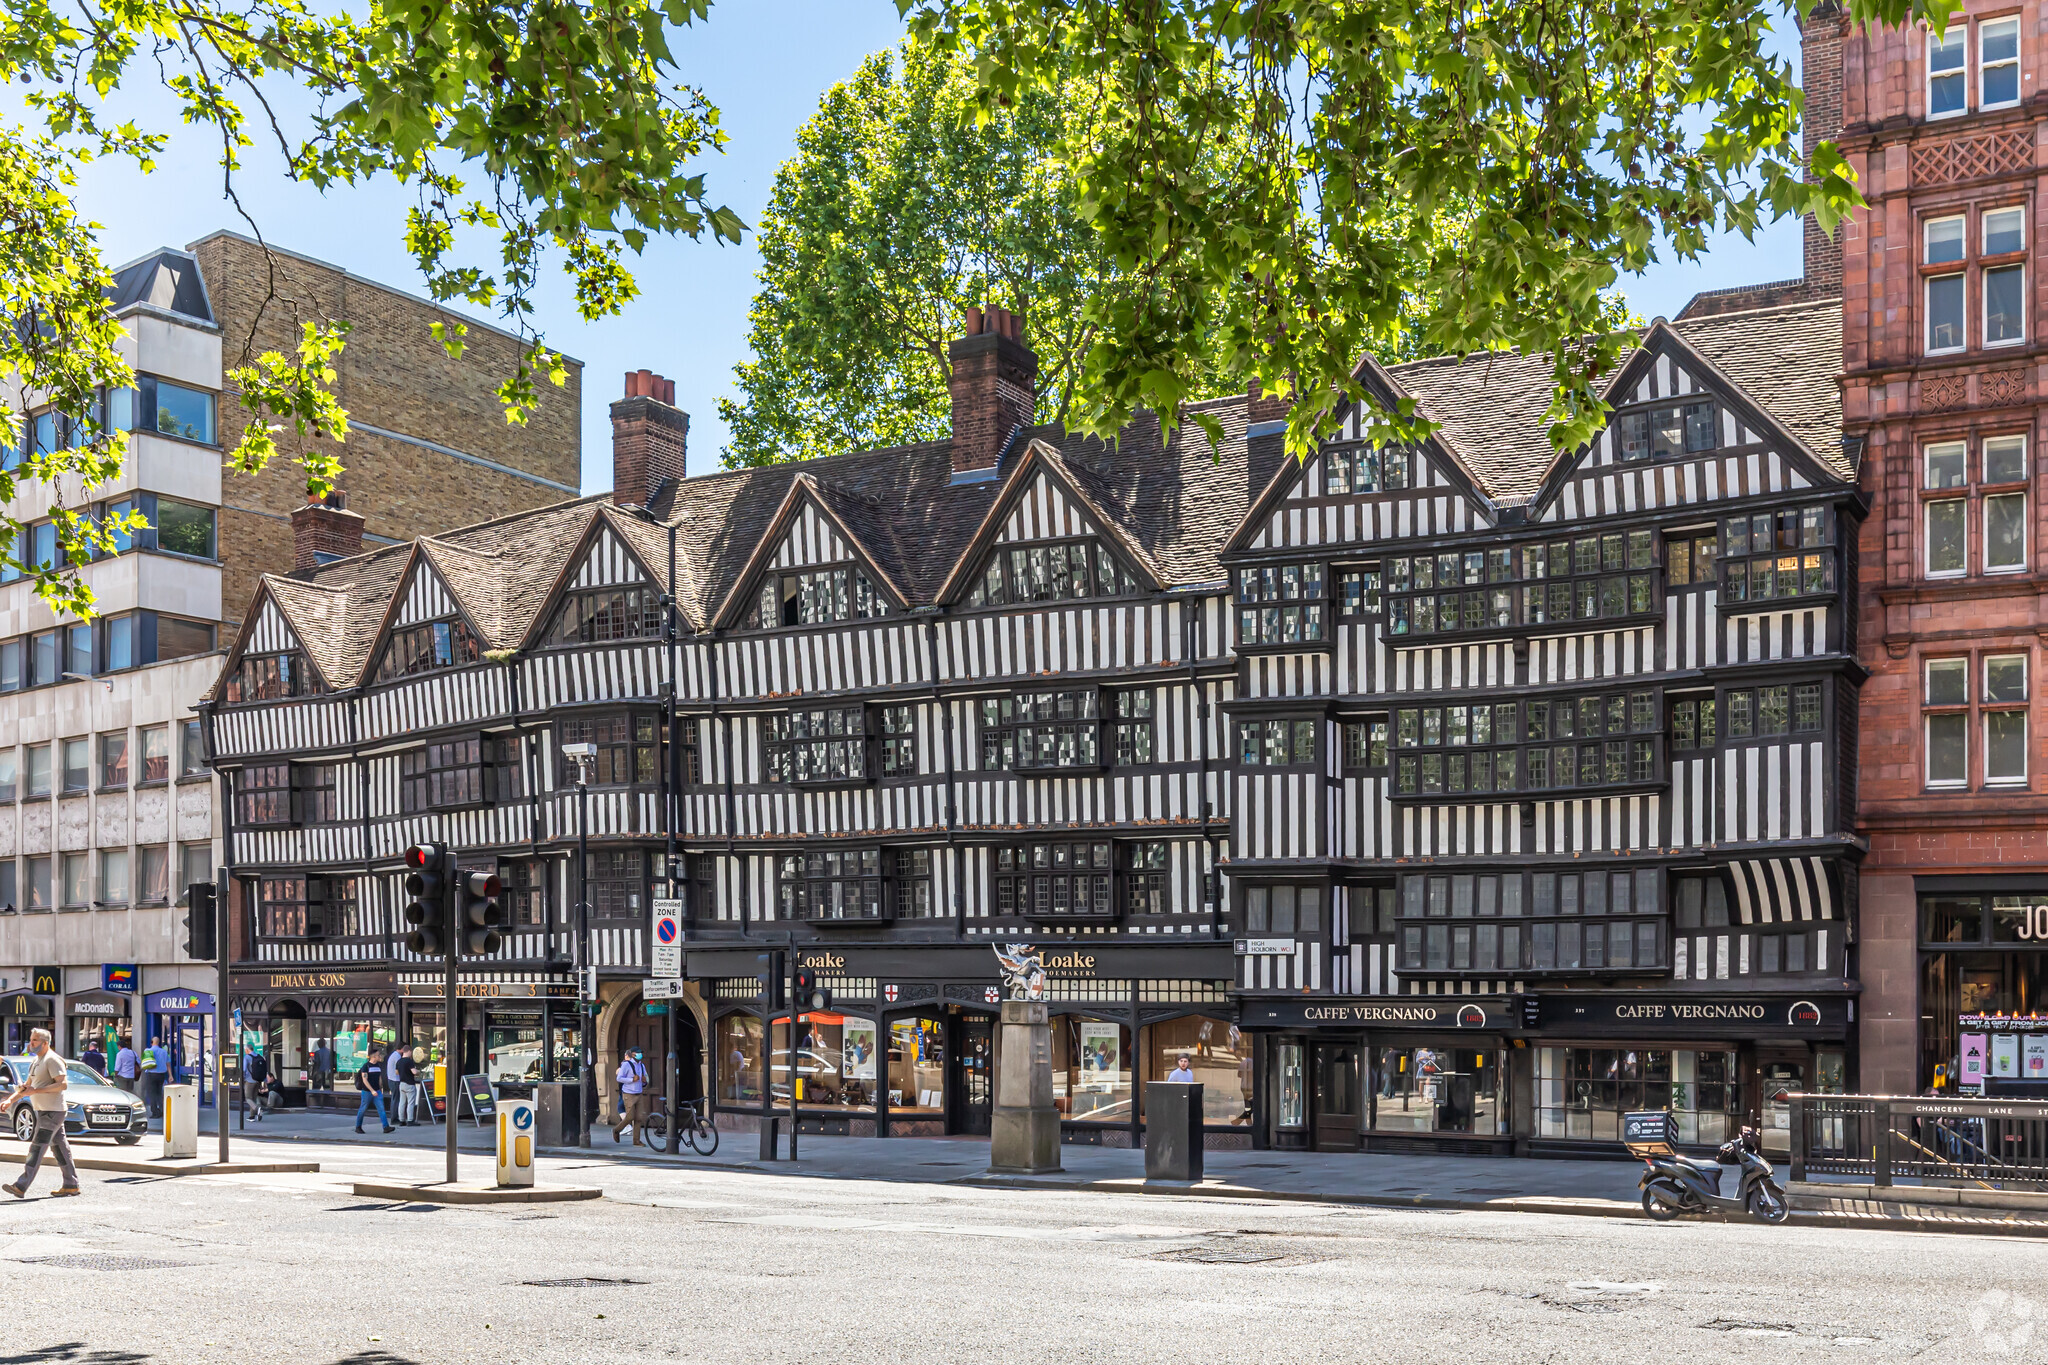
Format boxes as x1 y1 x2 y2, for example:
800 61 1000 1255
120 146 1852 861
562 742 597 1148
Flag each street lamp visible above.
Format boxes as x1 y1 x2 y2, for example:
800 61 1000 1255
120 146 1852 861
562 740 597 1148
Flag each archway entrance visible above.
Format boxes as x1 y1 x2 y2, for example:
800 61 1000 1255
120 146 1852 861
620 998 703 1110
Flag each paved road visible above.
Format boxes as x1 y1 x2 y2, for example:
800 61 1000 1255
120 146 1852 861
1 1134 2040 1365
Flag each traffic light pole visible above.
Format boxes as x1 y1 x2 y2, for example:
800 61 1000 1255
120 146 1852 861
788 953 799 1163
444 866 458 1186
215 865 230 1165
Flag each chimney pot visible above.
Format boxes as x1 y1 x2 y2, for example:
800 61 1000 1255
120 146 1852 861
964 304 984 338
291 495 366 570
948 305 1037 479
611 371 689 507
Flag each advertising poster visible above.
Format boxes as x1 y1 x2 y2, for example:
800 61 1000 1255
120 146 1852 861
1993 1032 2022 1078
2027 1035 2048 1079
843 1020 876 1080
1960 1033 1988 1090
1080 1022 1121 1083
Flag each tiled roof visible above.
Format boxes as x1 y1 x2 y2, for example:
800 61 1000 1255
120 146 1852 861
1385 296 1848 506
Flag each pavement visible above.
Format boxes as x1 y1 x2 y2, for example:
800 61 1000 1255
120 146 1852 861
2 1133 2043 1365
102 1102 2048 1236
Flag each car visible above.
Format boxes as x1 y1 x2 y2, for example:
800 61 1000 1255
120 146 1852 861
2 1056 150 1145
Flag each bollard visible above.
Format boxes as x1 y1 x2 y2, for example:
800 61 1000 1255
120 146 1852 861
497 1098 536 1188
162 1083 199 1159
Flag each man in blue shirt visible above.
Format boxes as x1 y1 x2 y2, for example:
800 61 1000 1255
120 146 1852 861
112 1041 139 1094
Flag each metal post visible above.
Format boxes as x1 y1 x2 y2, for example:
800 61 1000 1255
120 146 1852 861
445 853 458 1185
1875 1098 1893 1189
577 774 594 1148
215 866 230 1164
789 953 799 1164
665 991 680 1155
1788 1094 1806 1183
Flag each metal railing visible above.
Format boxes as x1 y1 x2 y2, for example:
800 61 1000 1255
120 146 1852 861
1789 1093 2048 1189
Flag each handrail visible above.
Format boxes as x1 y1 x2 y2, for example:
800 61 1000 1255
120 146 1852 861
1789 1092 2047 1189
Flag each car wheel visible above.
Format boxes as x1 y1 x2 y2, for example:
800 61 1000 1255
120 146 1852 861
115 1135 142 1146
11 1107 33 1144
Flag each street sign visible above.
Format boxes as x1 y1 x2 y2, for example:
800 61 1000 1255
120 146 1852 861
644 977 687 1001
30 966 59 995
101 964 137 994
651 899 684 978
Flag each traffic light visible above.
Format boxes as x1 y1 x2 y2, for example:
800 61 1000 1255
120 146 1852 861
182 882 217 960
403 842 452 956
755 951 785 1011
458 869 505 956
793 965 831 1013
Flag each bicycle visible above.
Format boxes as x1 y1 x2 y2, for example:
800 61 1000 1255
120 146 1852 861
639 1095 719 1156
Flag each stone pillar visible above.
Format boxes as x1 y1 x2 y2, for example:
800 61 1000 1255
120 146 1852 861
989 1000 1061 1174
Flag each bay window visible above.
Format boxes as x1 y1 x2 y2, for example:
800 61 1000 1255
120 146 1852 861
981 690 1100 770
1720 506 1837 602
766 706 869 784
995 840 1114 920
1235 562 1327 646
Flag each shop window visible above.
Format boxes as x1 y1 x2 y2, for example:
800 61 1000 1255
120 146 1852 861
98 732 126 788
717 1015 765 1105
889 1018 947 1117
1243 884 1323 935
1235 562 1327 646
1720 506 1836 602
545 585 664 645
1053 1017 1131 1122
1342 717 1389 773
1239 717 1318 768
558 713 660 786
375 616 481 683
766 706 869 784
1125 843 1169 915
777 848 883 922
1139 1018 1248 1126
748 563 890 627
1535 1047 1739 1144
1371 1046 1508 1136
1662 532 1720 589
777 1014 880 1111
1615 399 1718 462
894 849 936 919
1323 445 1411 494
965 539 1142 608
1110 690 1153 765
981 689 1100 770
878 706 916 777
223 650 323 703
995 841 1113 919
1337 566 1382 618
586 849 644 920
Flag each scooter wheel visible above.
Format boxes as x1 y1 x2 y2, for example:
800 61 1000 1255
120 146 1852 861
1641 1187 1682 1221
1747 1182 1790 1225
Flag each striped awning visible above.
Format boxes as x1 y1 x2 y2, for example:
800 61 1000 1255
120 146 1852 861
1725 856 1835 925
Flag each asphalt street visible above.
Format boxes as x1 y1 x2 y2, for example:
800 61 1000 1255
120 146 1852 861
1 1133 2041 1365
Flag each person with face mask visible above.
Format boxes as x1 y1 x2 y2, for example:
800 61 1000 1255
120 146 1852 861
612 1046 651 1144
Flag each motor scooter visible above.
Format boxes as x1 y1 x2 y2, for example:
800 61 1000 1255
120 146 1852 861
1624 1111 1789 1224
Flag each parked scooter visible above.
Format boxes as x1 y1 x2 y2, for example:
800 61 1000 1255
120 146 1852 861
1623 1110 1789 1224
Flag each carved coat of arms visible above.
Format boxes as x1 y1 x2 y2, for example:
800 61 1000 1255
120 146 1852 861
992 943 1047 1002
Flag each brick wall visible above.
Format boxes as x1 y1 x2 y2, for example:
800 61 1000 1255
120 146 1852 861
190 233 582 628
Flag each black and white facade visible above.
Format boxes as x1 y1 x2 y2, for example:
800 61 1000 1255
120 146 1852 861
205 300 1865 1156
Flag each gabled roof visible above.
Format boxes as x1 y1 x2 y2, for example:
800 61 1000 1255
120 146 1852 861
107 248 214 325
706 473 916 630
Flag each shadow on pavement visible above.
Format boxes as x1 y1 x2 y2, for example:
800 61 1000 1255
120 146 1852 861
1 1347 153 1364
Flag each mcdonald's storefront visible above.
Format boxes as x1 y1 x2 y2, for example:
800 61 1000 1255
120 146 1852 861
0 987 54 1053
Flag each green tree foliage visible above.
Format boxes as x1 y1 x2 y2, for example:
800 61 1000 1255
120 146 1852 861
895 0 1924 457
1 0 742 613
719 40 1239 468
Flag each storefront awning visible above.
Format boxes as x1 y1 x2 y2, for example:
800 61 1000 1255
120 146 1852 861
1725 856 1834 925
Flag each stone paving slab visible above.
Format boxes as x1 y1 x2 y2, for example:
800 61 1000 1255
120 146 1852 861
349 1178 600 1205
0 1148 318 1177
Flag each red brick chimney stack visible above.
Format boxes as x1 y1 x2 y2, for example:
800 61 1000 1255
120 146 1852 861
1800 0 1846 296
611 369 688 508
948 304 1038 480
291 491 365 570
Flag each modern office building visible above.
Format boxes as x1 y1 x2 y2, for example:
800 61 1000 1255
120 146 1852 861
0 234 581 1095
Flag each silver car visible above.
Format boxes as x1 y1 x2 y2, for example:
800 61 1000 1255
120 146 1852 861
2 1056 150 1145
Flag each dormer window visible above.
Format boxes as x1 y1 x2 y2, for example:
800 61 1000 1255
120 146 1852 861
546 586 664 645
1615 400 1718 462
223 650 323 703
965 539 1142 607
376 617 480 682
747 565 888 628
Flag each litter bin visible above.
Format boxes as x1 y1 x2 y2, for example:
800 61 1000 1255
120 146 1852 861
1144 1082 1203 1182
532 1081 585 1148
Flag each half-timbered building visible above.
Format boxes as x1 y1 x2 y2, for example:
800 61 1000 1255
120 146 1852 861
205 297 1864 1159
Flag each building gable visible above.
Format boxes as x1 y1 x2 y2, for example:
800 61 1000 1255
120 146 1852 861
391 555 463 627
709 478 908 630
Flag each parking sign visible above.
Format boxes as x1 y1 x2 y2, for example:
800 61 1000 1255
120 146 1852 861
651 899 684 978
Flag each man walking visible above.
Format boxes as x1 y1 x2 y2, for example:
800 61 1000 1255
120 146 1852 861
2 1028 81 1198
612 1049 650 1143
354 1049 393 1134
111 1039 139 1094
243 1049 269 1123
139 1037 169 1117
394 1047 419 1126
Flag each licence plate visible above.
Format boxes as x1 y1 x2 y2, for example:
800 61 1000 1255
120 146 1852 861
87 1115 125 1127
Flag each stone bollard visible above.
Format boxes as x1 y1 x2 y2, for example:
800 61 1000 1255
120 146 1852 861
989 1000 1061 1174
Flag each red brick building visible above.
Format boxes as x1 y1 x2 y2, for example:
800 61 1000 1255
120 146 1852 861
1831 0 2048 1094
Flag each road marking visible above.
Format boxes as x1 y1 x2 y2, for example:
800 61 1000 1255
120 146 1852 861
719 1213 1212 1242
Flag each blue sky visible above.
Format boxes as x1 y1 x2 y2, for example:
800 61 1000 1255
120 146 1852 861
66 3 1806 494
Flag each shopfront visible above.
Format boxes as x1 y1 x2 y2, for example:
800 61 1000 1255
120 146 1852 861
397 976 578 1092
1530 993 1854 1157
1919 881 2048 1094
143 989 215 1104
1241 997 1518 1153
0 989 54 1055
231 971 397 1101
66 992 132 1064
691 943 1239 1146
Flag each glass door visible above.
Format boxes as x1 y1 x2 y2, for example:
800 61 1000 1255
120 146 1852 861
1759 1058 1806 1156
1313 1043 1360 1150
953 1016 994 1135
